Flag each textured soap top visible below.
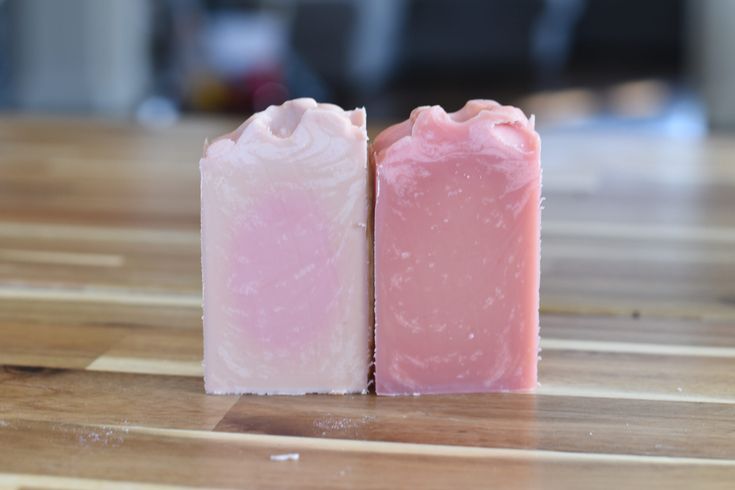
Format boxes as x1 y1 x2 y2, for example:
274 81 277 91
372 100 539 163
203 98 367 161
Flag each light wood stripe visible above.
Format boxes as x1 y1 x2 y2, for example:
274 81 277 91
541 338 735 358
537 385 735 405
79 356 735 405
0 287 201 308
0 249 124 267
86 356 203 377
540 300 735 322
0 221 199 245
82 339 735 380
4 221 733 251
542 243 735 264
0 473 194 490
542 173 599 193
544 220 735 244
85 423 735 467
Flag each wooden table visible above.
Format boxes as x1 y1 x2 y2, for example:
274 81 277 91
1 116 734 489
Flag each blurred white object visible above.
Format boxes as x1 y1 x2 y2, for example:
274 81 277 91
204 12 286 77
12 0 151 114
348 0 406 92
688 0 735 128
136 96 179 129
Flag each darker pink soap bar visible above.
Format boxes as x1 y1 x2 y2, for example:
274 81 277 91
372 100 541 395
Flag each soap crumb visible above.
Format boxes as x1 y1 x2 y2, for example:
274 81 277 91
676 387 683 392
270 453 300 462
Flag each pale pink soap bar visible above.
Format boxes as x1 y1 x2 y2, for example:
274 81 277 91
373 100 541 395
200 98 370 394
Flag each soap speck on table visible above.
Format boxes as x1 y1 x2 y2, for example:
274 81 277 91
270 453 300 462
76 426 126 448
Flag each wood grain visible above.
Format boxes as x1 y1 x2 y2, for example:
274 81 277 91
4 419 735 490
3 364 734 460
1 116 735 488
0 366 237 431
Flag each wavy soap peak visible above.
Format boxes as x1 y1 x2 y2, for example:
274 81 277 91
373 100 538 162
204 98 366 159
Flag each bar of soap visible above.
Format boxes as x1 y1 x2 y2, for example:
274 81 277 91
201 98 370 394
372 100 541 395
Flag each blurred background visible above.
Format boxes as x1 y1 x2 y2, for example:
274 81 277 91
0 0 734 134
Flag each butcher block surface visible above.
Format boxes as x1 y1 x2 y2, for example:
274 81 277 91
1 116 735 489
